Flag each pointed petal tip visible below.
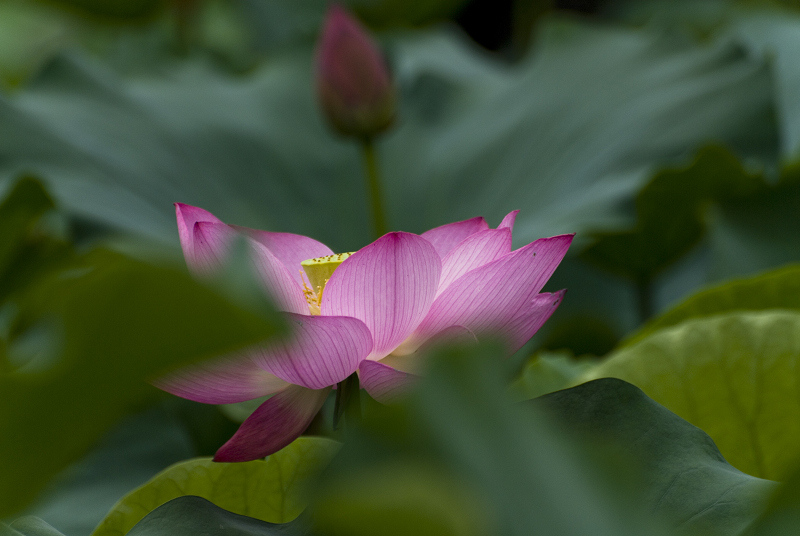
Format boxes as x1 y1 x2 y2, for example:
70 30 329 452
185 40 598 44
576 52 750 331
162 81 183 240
212 386 329 462
498 210 520 232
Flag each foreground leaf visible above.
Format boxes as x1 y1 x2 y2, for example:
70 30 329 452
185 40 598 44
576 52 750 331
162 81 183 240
125 497 306 536
314 342 660 536
0 250 283 518
582 311 800 480
92 437 339 536
537 378 776 536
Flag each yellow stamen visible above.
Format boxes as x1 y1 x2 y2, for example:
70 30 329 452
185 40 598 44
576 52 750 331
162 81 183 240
300 252 355 315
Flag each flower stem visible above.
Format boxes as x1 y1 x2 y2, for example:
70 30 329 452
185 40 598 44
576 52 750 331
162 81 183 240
361 137 388 239
333 372 361 430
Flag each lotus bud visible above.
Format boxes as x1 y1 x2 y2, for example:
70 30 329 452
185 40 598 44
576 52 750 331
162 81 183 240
315 4 395 138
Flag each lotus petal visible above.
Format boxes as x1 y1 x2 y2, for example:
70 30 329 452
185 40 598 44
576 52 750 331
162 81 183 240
437 228 512 295
498 210 519 232
234 226 334 287
500 290 566 355
421 216 489 259
359 360 417 404
323 232 441 360
404 234 573 352
175 203 222 263
152 356 289 404
254 313 373 389
214 385 329 461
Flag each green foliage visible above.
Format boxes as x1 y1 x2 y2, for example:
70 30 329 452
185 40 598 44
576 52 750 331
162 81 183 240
509 351 594 400
125 497 306 536
93 437 339 536
538 378 777 536
581 146 762 283
46 0 163 20
0 176 71 306
19 403 231 536
0 518 66 536
582 311 800 481
0 177 285 518
311 342 647 536
6 1 800 533
311 343 778 536
624 264 800 346
0 16 775 252
745 464 800 536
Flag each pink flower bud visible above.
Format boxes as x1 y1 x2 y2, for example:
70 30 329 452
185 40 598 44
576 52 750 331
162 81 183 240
315 4 395 138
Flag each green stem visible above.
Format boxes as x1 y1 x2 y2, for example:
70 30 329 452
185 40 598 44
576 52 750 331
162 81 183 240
361 137 388 239
333 372 361 430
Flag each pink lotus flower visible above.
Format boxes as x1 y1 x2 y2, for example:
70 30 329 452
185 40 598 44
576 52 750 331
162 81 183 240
156 204 572 461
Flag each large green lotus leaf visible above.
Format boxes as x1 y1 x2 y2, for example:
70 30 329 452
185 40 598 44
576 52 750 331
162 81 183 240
0 16 776 253
624 264 800 347
92 437 339 536
536 378 777 536
125 497 306 536
0 247 283 518
581 311 800 480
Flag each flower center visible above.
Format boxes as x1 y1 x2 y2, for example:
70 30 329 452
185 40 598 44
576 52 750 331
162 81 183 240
300 252 354 315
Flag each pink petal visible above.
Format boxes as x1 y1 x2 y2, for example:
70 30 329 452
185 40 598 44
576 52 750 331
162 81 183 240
391 323 477 357
233 227 334 287
191 221 236 276
191 222 309 314
359 360 417 404
152 356 289 404
253 313 373 389
421 216 490 259
404 234 573 352
498 210 519 233
437 228 512 295
500 290 566 355
416 324 478 352
323 232 441 360
214 385 329 462
248 241 311 315
175 203 222 264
